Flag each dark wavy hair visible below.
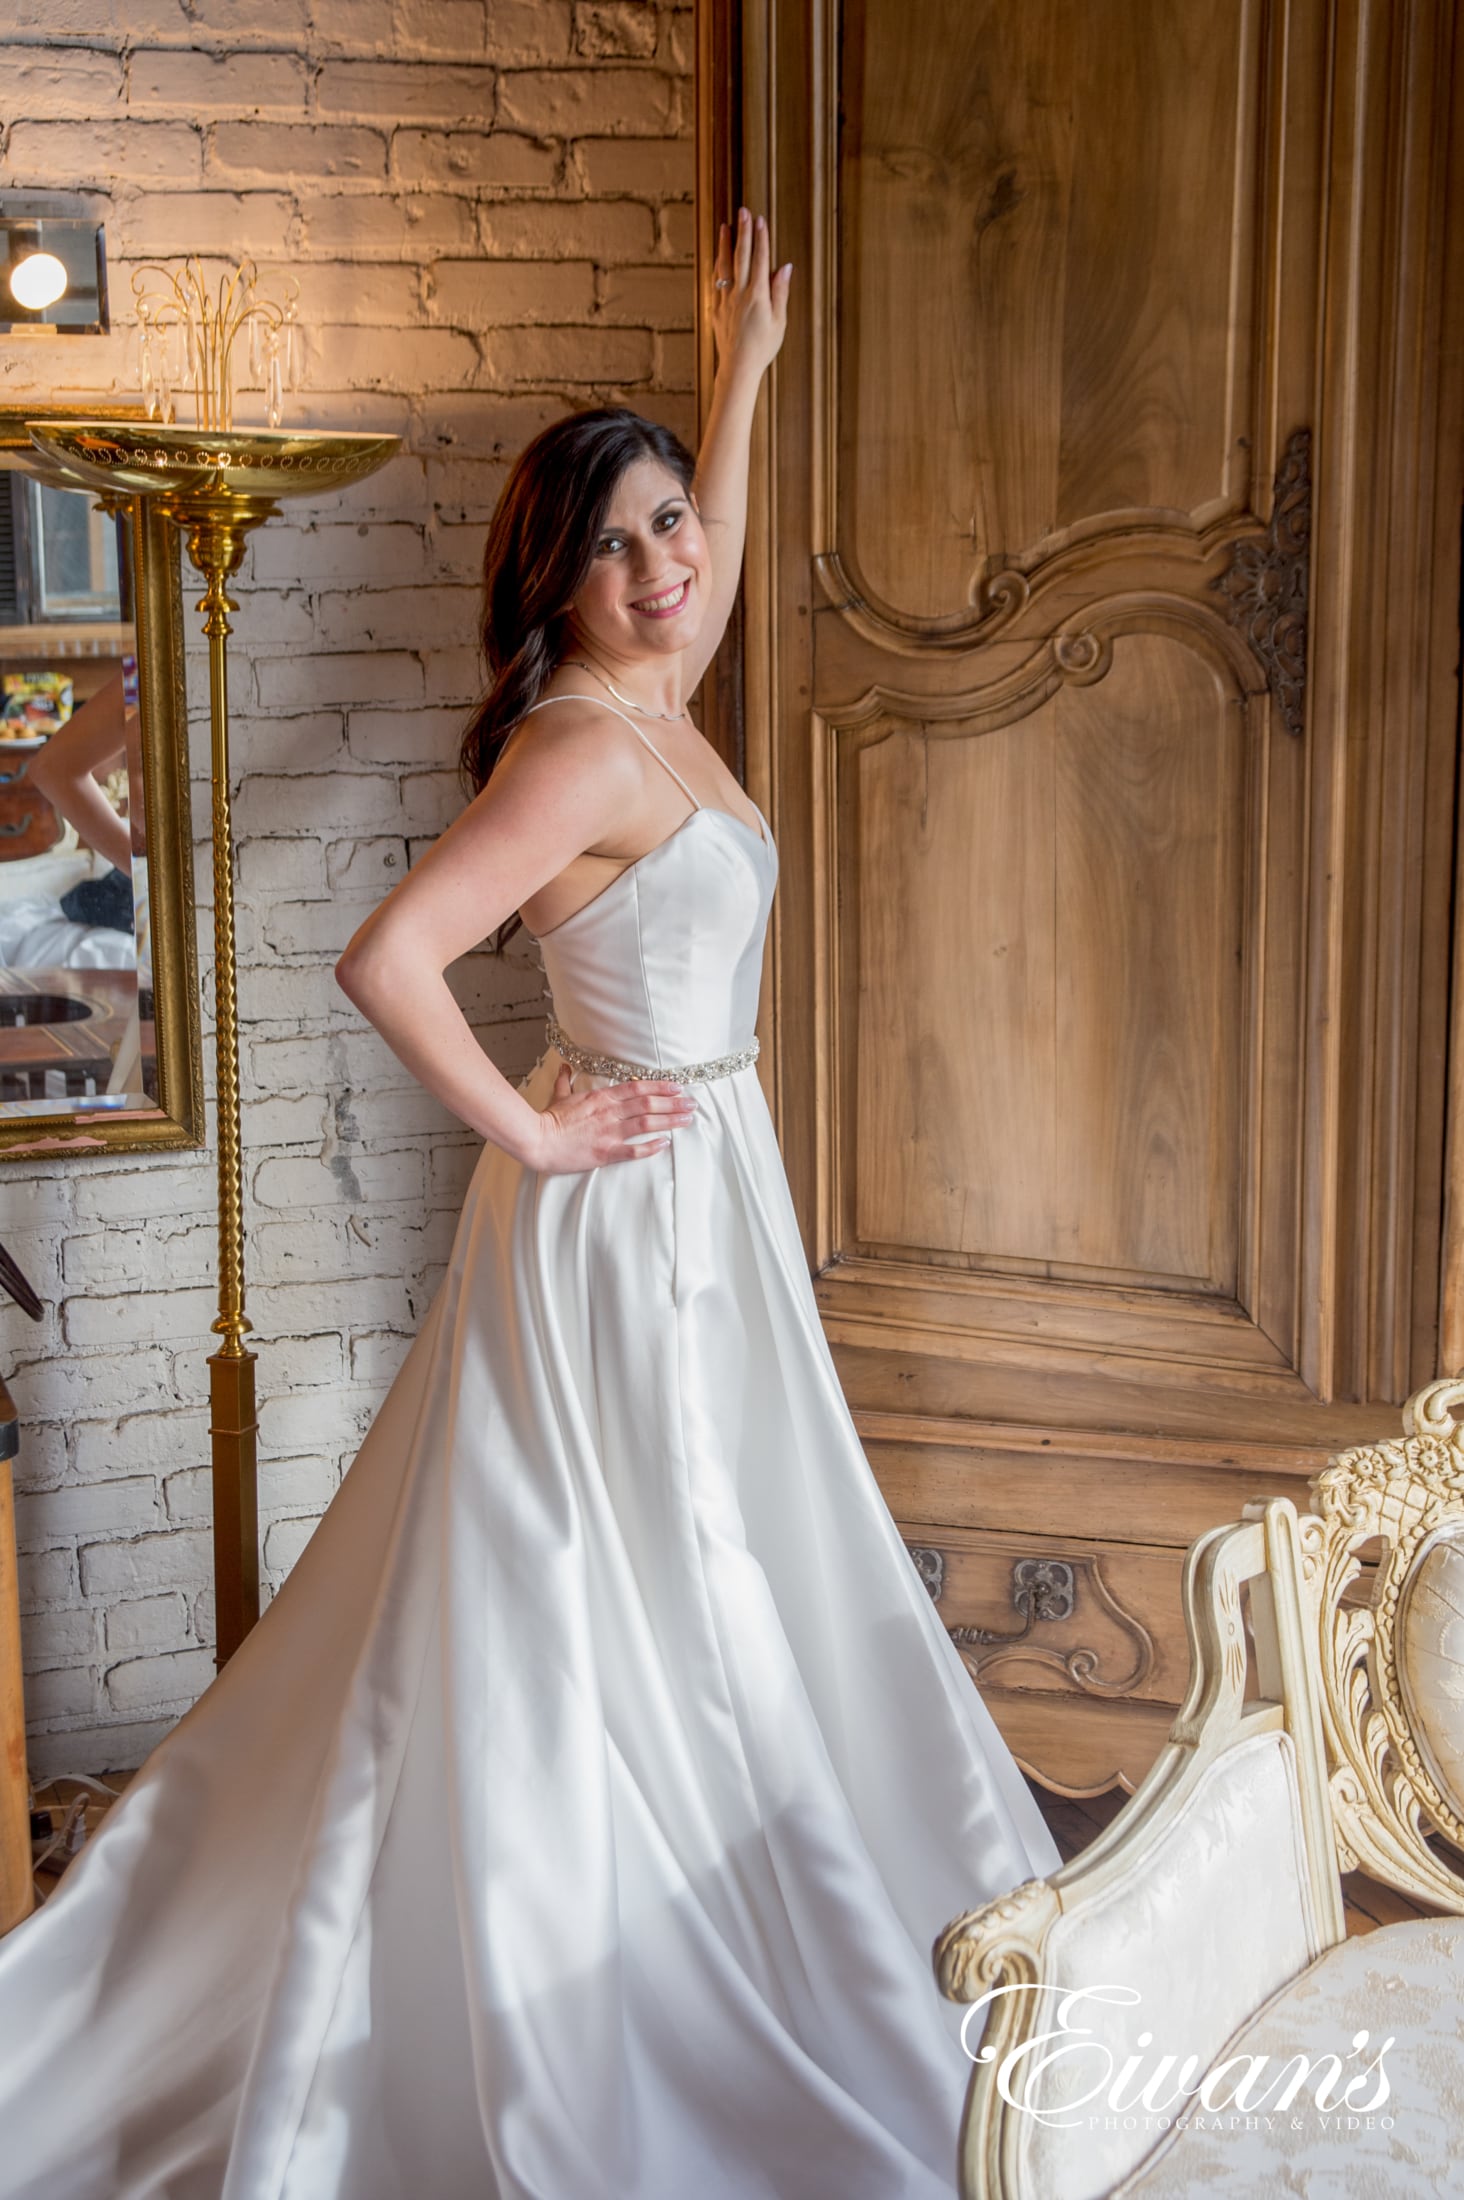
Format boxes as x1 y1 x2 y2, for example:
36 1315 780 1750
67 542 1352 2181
459 406 698 951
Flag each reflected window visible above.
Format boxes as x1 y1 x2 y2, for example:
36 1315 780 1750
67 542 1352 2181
0 478 125 624
32 482 121 618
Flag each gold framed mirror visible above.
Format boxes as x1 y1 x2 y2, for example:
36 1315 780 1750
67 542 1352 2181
0 404 203 1155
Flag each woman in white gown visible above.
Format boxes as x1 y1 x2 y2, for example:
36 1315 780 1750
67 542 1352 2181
0 211 1059 2200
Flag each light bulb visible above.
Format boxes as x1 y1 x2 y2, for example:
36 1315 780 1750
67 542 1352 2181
8 251 68 311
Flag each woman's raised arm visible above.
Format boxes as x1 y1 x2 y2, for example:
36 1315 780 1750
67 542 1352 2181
678 208 792 700
22 667 134 876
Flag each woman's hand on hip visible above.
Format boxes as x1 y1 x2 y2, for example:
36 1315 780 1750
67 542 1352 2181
529 1063 700 1173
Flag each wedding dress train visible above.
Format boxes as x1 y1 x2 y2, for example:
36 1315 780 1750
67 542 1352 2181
0 701 1060 2200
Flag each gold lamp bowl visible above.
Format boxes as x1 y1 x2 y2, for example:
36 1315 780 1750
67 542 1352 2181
24 420 400 508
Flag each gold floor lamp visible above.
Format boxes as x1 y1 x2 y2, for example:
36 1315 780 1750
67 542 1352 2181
29 266 399 1663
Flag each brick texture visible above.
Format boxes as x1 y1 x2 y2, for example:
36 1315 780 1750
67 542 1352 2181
0 0 694 1777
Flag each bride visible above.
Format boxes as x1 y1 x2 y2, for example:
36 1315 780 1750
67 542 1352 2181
0 210 1059 2199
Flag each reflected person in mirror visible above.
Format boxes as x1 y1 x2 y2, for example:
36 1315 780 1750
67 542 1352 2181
20 663 135 930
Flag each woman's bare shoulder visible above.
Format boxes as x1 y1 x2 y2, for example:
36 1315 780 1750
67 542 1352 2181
496 693 642 791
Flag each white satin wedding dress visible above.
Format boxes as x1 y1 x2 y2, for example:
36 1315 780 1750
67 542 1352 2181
0 699 1060 2200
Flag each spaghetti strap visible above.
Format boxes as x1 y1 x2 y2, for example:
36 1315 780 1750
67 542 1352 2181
519 693 703 812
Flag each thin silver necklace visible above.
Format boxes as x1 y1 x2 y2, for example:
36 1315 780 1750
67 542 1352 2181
565 656 689 725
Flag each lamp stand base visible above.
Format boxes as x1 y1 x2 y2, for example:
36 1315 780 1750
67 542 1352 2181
208 1349 260 1667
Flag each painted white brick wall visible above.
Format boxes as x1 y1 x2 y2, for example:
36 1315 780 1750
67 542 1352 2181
0 0 694 1777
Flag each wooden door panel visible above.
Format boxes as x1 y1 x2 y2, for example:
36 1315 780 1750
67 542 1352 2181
848 635 1247 1289
826 600 1290 1373
1054 639 1243 1282
839 0 1260 627
852 711 1060 1264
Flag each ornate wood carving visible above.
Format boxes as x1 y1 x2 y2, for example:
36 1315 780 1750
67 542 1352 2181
1303 1377 1464 1912
950 1554 1157 1701
1209 426 1312 738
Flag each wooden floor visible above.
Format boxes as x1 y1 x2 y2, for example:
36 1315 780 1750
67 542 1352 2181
30 1766 1433 1937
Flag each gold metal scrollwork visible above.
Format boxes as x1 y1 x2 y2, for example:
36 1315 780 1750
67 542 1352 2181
906 1544 945 1601
951 1558 1076 1647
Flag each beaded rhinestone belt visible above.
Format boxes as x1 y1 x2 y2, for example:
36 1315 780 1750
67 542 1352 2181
546 1014 759 1087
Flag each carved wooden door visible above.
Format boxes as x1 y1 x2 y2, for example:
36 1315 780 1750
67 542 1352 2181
705 0 1464 1789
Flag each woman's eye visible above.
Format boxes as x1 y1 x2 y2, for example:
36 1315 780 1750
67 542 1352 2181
596 510 681 555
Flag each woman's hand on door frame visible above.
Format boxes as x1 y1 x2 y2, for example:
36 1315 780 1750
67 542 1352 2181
711 207 792 385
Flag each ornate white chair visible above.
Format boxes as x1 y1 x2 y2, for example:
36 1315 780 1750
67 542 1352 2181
933 1377 1464 2200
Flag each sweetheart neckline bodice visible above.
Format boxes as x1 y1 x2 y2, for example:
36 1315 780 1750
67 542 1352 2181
528 801 774 943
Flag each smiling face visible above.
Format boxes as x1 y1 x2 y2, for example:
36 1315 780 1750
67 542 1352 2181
565 454 711 673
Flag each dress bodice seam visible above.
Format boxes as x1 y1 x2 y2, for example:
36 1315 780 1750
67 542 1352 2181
628 864 663 1073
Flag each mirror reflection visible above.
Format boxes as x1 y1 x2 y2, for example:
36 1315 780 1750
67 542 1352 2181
0 469 154 1118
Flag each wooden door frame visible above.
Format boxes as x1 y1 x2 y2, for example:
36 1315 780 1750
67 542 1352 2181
697 0 821 1238
1430 0 1464 1379
695 0 747 789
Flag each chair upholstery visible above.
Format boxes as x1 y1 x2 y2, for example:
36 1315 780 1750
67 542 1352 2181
1399 1527 1464 1825
1114 1916 1464 2197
